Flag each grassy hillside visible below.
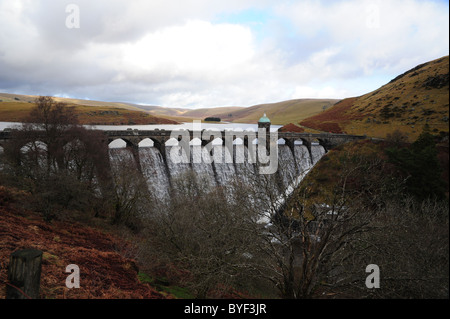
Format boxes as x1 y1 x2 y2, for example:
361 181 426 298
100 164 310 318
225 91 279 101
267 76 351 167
209 99 338 125
179 106 244 119
137 99 338 125
300 56 449 141
0 96 179 125
0 94 338 126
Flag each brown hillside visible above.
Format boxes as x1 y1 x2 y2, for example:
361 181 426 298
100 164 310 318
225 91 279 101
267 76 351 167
0 187 167 299
0 99 180 125
211 99 339 125
300 56 449 141
279 123 305 133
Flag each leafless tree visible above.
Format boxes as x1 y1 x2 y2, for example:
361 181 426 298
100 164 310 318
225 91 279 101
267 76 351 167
1 96 109 221
237 146 407 298
142 170 265 298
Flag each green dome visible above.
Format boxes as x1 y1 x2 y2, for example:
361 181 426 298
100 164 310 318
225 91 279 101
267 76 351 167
258 113 271 123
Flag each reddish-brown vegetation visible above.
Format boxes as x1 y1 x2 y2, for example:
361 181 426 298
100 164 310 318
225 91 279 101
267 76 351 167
299 97 363 133
0 187 167 299
278 123 305 133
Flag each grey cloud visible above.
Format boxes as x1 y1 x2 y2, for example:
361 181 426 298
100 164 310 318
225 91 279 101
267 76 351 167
0 0 448 108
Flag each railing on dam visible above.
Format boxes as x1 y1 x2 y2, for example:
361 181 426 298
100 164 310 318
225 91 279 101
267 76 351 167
0 127 367 152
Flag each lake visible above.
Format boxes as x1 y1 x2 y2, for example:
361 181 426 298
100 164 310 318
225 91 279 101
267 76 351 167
0 122 282 132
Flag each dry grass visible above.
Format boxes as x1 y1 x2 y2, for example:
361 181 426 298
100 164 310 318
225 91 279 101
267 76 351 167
210 99 339 125
0 101 179 125
300 56 449 142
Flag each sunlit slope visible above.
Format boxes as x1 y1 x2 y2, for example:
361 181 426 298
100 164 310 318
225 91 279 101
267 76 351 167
210 99 339 125
300 56 449 141
0 94 179 125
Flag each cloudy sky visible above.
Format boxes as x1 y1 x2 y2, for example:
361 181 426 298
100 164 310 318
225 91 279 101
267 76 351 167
0 0 448 109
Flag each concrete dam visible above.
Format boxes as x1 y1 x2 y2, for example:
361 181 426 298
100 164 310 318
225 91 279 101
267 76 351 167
104 115 365 202
108 137 327 202
0 115 366 203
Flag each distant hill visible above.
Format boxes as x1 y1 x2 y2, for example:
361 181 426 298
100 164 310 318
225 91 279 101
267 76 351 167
0 93 179 125
300 56 449 141
134 99 338 125
179 106 245 119
208 99 339 125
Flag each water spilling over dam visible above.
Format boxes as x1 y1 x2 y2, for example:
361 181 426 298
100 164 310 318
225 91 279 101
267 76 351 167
0 116 366 208
108 142 326 202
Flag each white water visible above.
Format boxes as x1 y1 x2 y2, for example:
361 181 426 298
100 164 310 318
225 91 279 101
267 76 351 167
108 142 326 205
139 147 171 201
2 120 326 214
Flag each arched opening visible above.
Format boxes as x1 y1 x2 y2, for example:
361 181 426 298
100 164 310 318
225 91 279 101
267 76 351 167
294 139 303 145
212 137 223 146
139 138 154 148
20 140 47 153
233 137 244 145
108 138 127 149
277 138 286 145
19 141 48 169
165 138 179 146
189 137 202 146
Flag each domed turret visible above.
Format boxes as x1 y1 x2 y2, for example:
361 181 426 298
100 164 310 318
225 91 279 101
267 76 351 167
258 113 271 132
258 113 271 124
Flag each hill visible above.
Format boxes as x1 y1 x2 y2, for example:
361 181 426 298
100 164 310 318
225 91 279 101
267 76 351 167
0 187 169 299
0 93 180 125
133 99 338 125
279 123 305 133
0 95 339 127
300 56 449 141
210 99 338 125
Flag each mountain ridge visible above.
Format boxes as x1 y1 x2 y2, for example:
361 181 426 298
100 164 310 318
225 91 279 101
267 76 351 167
300 55 449 141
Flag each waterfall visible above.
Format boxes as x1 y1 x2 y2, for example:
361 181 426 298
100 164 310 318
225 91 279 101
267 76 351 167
294 145 312 174
233 144 257 184
191 145 218 189
108 147 137 174
211 145 237 187
311 145 326 165
107 142 326 210
139 147 171 201
165 145 191 180
277 144 298 190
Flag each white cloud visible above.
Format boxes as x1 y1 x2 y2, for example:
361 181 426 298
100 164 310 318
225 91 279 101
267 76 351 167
292 85 350 100
0 0 448 108
275 0 449 75
120 20 255 81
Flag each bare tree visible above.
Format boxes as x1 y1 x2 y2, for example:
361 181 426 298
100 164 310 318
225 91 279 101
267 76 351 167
237 146 404 298
355 197 449 298
108 150 153 231
143 171 264 298
1 96 109 221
